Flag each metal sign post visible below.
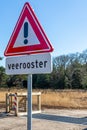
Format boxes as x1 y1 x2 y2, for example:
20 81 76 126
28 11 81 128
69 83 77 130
27 74 32 130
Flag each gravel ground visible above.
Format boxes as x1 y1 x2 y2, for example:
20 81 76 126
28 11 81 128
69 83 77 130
0 109 87 130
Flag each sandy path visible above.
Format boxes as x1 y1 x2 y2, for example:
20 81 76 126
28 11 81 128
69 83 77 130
0 109 87 130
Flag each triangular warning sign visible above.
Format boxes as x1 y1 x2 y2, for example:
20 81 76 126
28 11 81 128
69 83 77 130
4 2 53 56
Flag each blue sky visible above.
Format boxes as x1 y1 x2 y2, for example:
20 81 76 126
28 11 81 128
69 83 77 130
0 0 87 66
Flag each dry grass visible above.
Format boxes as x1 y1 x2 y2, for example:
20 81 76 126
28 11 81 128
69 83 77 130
0 88 87 109
41 90 87 109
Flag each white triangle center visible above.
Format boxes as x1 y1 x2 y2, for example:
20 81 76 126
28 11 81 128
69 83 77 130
13 18 40 48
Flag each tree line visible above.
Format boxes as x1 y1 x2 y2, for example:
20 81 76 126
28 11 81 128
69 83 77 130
1 49 87 89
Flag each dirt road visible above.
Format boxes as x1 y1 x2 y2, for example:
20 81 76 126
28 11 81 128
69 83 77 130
0 109 87 130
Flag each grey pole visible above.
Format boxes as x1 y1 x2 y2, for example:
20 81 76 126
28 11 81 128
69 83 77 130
27 74 32 130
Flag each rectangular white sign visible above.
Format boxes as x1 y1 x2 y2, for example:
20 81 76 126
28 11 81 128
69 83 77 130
6 53 52 75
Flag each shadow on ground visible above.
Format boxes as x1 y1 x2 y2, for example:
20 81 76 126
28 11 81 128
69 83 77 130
33 113 87 126
1 112 87 128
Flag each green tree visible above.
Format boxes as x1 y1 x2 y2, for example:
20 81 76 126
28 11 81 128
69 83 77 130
6 75 27 88
71 69 82 89
0 57 7 87
0 66 5 87
33 74 50 89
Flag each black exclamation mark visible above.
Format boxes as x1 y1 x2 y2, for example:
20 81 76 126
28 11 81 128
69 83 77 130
24 22 28 44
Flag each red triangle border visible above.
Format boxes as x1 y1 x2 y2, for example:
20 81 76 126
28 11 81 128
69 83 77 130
4 2 53 56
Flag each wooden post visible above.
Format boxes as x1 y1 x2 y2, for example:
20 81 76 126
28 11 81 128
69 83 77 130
37 93 41 111
10 94 12 110
9 93 12 111
24 96 27 112
6 93 10 113
16 93 18 116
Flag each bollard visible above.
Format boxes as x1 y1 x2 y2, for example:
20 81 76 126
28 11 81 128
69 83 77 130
14 93 18 116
